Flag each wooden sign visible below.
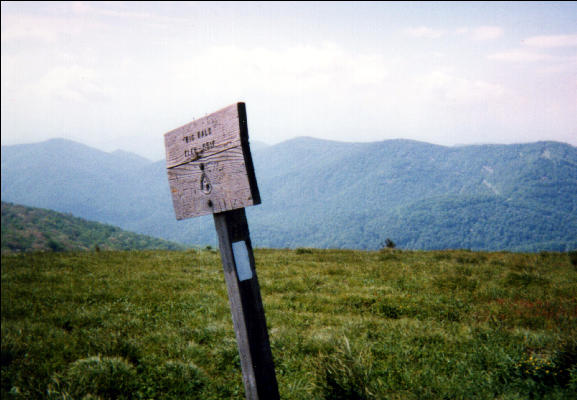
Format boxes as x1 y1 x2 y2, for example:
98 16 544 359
164 102 279 400
164 102 260 220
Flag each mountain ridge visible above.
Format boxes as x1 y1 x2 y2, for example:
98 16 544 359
2 137 576 251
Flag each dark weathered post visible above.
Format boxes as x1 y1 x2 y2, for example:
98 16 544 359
213 208 278 399
164 103 279 400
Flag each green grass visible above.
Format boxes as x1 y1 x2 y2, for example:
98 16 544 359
2 249 576 399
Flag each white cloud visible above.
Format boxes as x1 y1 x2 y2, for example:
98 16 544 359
1 14 63 42
404 26 445 39
454 26 503 40
523 34 577 48
170 43 390 96
417 70 506 104
0 12 103 43
472 26 504 41
32 65 112 102
70 1 188 30
488 50 553 63
350 54 390 85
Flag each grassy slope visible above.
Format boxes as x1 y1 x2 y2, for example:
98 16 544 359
2 249 576 399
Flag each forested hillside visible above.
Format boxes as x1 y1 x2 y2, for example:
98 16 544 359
248 138 577 251
2 138 576 251
1 202 185 252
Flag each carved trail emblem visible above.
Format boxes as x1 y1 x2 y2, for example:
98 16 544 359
200 173 212 194
164 102 260 219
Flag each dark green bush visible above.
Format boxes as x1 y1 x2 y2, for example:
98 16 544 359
568 251 577 267
295 248 314 254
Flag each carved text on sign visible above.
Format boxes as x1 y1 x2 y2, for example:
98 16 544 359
164 103 260 220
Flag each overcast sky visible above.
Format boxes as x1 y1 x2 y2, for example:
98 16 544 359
2 1 576 160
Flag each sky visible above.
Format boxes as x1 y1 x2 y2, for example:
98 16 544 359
2 1 576 160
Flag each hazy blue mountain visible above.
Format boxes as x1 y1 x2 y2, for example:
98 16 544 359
247 137 577 251
1 139 153 223
110 149 152 167
2 137 576 251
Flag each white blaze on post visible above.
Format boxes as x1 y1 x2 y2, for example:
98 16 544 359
232 240 253 281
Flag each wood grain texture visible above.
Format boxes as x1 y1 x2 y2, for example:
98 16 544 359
164 103 260 220
213 209 279 400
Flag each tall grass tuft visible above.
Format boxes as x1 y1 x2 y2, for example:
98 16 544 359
315 337 376 400
61 355 138 399
139 360 207 399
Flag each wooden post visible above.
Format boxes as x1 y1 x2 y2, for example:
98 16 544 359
164 102 279 400
213 208 279 400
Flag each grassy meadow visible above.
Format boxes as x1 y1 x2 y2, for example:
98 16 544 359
2 248 576 399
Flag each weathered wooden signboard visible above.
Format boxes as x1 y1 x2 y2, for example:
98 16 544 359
164 103 279 400
165 102 260 219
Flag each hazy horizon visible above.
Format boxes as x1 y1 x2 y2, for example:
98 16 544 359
2 2 576 160
4 134 576 164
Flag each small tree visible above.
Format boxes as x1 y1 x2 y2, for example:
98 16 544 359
47 237 65 252
384 238 396 249
569 251 577 267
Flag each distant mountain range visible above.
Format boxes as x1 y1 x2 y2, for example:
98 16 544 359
2 137 576 251
1 201 185 252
